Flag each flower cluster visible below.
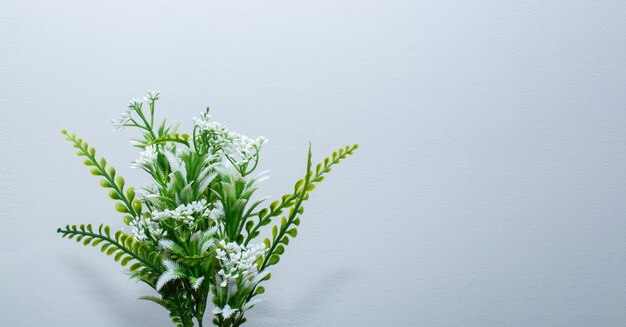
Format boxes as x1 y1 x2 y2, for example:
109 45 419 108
130 217 165 241
192 110 213 131
151 199 213 222
228 134 268 165
215 241 265 288
192 111 268 166
130 200 223 241
111 90 160 132
213 241 266 320
131 145 159 169
111 111 132 130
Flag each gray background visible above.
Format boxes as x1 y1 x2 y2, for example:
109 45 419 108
2 1 626 326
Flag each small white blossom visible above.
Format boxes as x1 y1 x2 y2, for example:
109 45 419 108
192 112 269 167
129 218 165 241
131 145 159 169
229 134 267 164
207 201 224 220
151 199 212 225
146 89 160 102
128 97 143 109
192 111 213 131
215 241 266 293
111 110 132 130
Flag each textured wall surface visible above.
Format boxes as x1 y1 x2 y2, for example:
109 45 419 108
2 1 626 326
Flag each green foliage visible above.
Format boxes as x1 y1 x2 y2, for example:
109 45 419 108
154 150 218 208
244 144 359 250
57 224 163 285
57 92 357 327
211 172 268 242
163 285 197 327
260 144 358 271
148 133 191 147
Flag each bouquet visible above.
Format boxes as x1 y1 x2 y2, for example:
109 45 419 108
57 90 358 327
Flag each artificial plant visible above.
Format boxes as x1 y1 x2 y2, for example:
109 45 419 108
57 90 357 327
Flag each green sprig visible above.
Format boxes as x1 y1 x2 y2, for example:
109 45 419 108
61 130 141 223
57 224 163 285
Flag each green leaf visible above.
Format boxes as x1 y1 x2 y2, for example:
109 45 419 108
262 272 272 281
109 189 121 199
245 220 254 233
114 251 125 262
132 199 142 213
121 256 133 266
294 179 305 191
101 243 111 252
115 176 125 189
123 215 133 225
130 262 142 272
286 228 298 238
126 187 135 201
115 202 128 213
268 255 280 266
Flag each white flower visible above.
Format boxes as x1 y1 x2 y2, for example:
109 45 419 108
146 89 160 102
191 112 268 166
131 145 159 169
213 304 238 320
111 110 132 130
207 201 224 220
129 218 165 241
192 111 213 131
215 241 266 291
151 199 212 225
128 97 143 109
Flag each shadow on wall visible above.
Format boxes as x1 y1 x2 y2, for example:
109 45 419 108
60 257 165 327
61 257 363 326
251 268 364 325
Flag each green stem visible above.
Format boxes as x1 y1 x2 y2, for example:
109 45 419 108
134 106 157 139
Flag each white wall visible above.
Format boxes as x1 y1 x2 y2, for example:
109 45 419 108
2 1 626 326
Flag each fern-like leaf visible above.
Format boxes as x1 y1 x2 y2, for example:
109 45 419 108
57 224 163 285
61 130 141 225
244 144 358 246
